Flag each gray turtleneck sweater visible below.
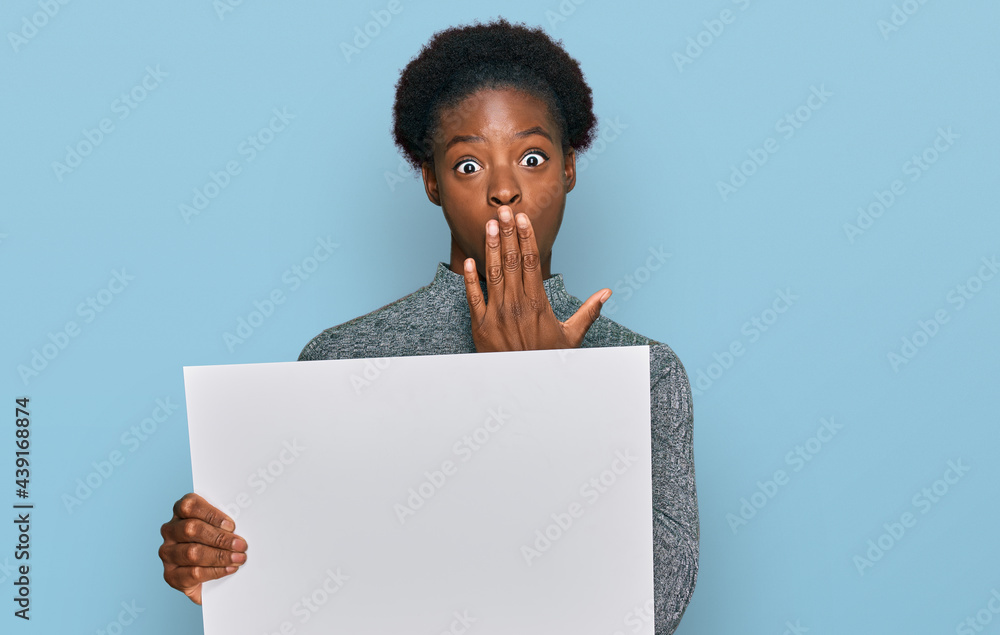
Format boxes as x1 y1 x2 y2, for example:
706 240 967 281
298 262 698 634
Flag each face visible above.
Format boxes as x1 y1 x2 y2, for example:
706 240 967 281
421 88 576 280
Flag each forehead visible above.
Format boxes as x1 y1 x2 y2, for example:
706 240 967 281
435 88 559 140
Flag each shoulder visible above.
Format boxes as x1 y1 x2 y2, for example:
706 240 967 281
609 318 690 401
297 282 436 361
559 294 689 386
562 298 691 407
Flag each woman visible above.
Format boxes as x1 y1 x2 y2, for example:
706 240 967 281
159 17 698 634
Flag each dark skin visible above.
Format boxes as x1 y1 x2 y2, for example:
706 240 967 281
423 88 612 351
158 87 611 603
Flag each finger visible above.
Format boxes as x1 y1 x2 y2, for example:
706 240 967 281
514 212 544 304
484 217 504 299
562 288 611 347
496 205 524 304
462 258 486 326
159 542 248 568
184 585 203 606
161 517 247 553
165 565 240 597
172 492 236 531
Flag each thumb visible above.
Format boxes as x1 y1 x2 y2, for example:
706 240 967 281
562 288 611 347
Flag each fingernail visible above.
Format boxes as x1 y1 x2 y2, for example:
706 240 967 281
499 208 511 222
232 552 247 564
221 519 235 532
464 259 474 273
600 290 611 303
225 566 238 574
232 537 248 551
487 221 498 236
515 214 527 228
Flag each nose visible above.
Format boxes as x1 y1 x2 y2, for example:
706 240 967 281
488 163 520 208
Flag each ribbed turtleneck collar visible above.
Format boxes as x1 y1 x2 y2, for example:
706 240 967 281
429 261 575 310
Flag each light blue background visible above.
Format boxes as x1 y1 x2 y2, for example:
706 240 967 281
2 1 998 633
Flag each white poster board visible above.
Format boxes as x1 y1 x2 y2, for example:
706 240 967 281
183 346 653 635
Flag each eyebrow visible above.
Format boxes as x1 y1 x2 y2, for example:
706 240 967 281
444 126 553 152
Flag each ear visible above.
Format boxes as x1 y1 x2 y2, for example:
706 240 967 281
421 161 441 206
562 148 577 194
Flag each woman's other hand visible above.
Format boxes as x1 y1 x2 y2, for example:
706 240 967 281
159 493 247 604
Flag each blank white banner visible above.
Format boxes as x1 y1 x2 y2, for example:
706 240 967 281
184 345 652 635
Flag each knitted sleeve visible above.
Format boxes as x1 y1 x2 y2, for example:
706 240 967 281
649 343 699 634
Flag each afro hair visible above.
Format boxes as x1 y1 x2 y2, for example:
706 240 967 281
391 17 598 171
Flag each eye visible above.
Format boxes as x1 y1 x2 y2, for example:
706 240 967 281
520 150 548 168
454 159 482 175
